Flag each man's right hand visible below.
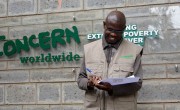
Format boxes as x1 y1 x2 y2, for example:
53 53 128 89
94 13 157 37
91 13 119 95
88 75 101 87
88 76 112 91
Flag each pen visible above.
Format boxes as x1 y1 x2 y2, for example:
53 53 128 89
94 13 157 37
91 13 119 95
86 68 94 74
86 68 101 83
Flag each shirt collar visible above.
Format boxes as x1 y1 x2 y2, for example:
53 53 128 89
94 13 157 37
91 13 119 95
102 35 123 50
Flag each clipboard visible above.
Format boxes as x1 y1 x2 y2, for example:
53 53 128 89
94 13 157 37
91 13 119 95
99 77 140 86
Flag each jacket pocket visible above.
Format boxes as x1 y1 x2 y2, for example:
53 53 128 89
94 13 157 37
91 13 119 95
113 64 133 72
85 90 98 101
111 64 134 78
114 94 135 102
84 90 100 109
114 101 136 110
86 63 103 76
120 66 133 72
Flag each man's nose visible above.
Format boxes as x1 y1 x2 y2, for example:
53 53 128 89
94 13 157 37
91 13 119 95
110 32 116 37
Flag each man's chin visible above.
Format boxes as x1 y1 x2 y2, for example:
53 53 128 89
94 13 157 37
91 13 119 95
107 40 117 44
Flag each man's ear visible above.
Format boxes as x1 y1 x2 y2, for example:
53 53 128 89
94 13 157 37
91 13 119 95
103 21 106 29
123 25 127 30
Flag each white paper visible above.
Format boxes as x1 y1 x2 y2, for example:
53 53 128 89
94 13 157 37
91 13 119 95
127 75 135 78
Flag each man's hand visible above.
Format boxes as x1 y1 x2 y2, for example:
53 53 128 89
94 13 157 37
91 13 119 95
88 75 101 87
96 82 112 91
88 75 112 91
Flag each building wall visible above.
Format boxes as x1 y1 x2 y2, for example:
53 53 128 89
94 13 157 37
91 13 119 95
0 0 180 110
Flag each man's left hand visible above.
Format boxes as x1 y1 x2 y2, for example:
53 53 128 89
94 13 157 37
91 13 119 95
95 82 112 91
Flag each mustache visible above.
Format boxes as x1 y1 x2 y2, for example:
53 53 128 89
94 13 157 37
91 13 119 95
105 35 123 44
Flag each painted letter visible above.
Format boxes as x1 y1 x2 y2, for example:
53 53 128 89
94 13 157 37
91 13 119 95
0 35 5 56
29 35 39 48
65 26 81 44
3 40 17 57
39 31 51 50
15 36 30 53
51 29 66 48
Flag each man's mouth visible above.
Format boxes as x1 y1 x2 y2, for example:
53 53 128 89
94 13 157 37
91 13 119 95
109 37 115 40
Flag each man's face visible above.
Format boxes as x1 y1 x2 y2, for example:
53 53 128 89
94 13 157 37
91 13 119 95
104 21 125 44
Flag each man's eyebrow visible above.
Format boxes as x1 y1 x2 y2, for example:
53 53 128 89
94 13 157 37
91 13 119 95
107 28 124 31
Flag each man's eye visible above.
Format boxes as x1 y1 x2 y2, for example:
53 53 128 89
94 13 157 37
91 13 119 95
107 29 113 31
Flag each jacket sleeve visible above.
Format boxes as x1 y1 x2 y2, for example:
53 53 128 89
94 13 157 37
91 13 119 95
109 50 143 96
77 56 94 90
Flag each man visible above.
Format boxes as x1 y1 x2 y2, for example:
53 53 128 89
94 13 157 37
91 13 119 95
77 11 143 110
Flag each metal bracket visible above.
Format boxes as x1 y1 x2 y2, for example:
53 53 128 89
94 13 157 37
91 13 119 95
175 64 178 72
73 16 76 21
72 68 76 73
